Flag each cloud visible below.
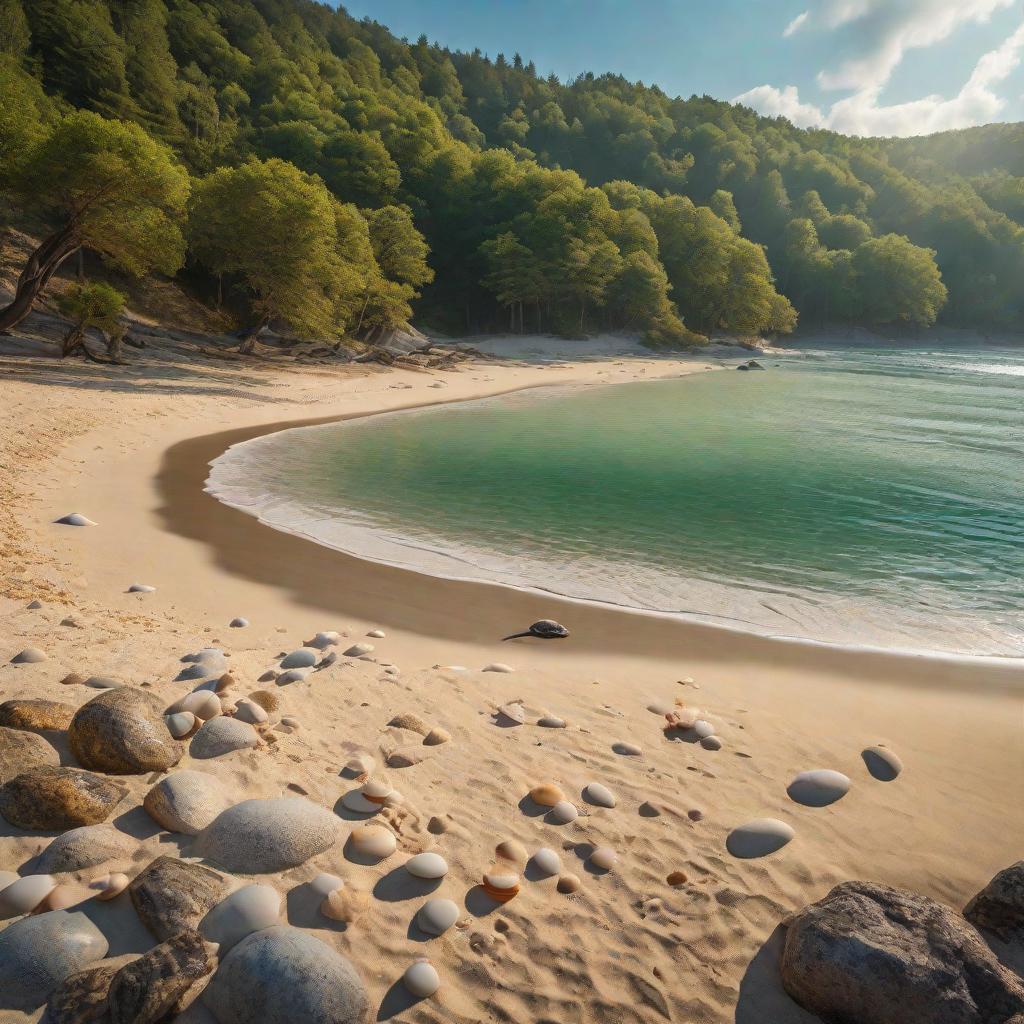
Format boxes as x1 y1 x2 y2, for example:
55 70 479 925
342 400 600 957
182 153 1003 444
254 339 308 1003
783 11 809 38
734 0 1024 136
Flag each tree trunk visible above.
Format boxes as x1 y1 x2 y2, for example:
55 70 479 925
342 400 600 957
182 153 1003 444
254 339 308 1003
237 312 271 354
61 327 85 358
536 302 542 333
0 224 80 334
105 330 124 363
216 273 223 309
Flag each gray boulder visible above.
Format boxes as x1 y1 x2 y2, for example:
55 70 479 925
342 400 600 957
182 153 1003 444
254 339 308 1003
780 880 1024 1024
190 717 259 759
203 926 369 1024
35 823 134 873
965 862 1024 941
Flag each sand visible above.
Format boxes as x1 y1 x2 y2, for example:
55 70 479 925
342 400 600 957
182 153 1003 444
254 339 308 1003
0 330 1022 1023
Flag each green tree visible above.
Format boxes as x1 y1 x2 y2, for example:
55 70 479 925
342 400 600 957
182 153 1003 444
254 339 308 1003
0 110 188 332
852 234 947 326
56 281 126 359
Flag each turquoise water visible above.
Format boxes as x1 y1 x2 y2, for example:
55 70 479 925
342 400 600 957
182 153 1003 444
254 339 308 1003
208 345 1024 656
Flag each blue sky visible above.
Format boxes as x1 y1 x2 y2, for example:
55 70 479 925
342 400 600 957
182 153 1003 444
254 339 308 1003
338 0 1024 136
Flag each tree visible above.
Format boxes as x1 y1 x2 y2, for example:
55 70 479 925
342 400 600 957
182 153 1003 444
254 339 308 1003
363 205 433 288
852 234 947 326
0 110 188 333
56 282 126 360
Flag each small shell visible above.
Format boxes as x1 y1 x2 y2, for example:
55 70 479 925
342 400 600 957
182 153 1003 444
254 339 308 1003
406 853 448 879
349 825 397 860
557 873 581 894
321 885 369 923
165 711 196 739
531 847 562 876
482 871 520 903
529 783 564 807
495 839 528 864
249 690 280 713
403 959 440 998
589 847 617 871
89 873 129 901
548 800 578 825
361 778 393 803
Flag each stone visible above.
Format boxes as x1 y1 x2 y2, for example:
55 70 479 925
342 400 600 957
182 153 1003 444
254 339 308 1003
166 711 197 739
862 745 903 781
69 687 183 774
781 880 1024 1024
497 703 525 725
44 961 122 1024
0 725 58 783
367 629 386 638
964 861 1024 940
200 884 281 952
482 663 514 673
197 798 340 873
417 897 459 936
143 770 233 835
532 847 561 876
482 871 520 903
787 768 851 807
229 617 249 628
0 766 127 830
406 852 448 879
385 744 430 768
612 741 642 756
89 873 129 901
726 818 795 859
281 648 319 669
129 856 230 942
0 698 74 731
233 698 268 725
175 690 221 720
693 720 715 738
127 583 156 593
348 825 397 861
427 816 448 835
276 668 310 685
557 874 581 894
0 873 56 916
11 647 46 664
248 690 280 713
342 753 375 778
190 716 259 758
388 711 430 734
202 926 369 1024
342 642 374 657
82 676 118 689
61 673 87 686
55 513 96 526
700 735 723 751
27 599 44 609
106 929 216 1024
496 839 527 864
548 801 578 825
667 870 688 886
423 727 450 746
589 847 617 871
0 911 107 1011
529 782 565 807
35 823 133 874
537 715 567 728
403 959 440 998
310 872 343 898
584 782 616 808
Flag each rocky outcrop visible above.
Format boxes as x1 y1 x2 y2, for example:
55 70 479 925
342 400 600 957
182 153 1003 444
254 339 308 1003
965 862 1024 941
780 880 1024 1024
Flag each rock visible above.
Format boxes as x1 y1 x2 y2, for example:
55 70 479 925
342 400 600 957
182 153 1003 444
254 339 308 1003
964 862 1024 941
310 872 343 898
197 798 340 873
0 766 127 830
28 599 44 609
309 631 341 649
529 783 564 807
427 815 447 835
280 716 299 730
693 720 715 738
537 715 567 728
406 852 448 879
342 753 375 778
385 744 431 768
0 873 56 916
482 871 520 903
862 745 903 781
129 856 230 942
276 668 310 685
165 711 196 738
0 913 106 1012
589 847 617 871
248 690 280 713
190 716 259 758
787 768 851 807
89 872 129 901
583 782 616 808
233 699 268 725
61 673 87 686
69 687 183 774
0 699 74 731
342 642 374 657
403 959 440 998
44 960 122 1024
557 874 581 894
497 703 525 725
388 711 430 734
280 648 318 669
82 676 118 689
174 690 221 720
202 926 369 1024
612 741 642 756
200 884 281 952
423 727 450 746
55 513 97 526
367 629 386 638
348 825 397 861
417 898 459 935
10 647 47 664
726 818 795 859
127 583 156 593
496 839 528 864
667 870 688 886
700 735 723 751
0 725 58 783
781 880 1024 1024
531 847 562 876
144 770 233 835
482 663 514 673
35 823 133 873
229 617 249 628
106 929 216 1024
548 801 578 824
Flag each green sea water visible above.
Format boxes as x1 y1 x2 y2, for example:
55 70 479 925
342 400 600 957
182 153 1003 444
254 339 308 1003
208 345 1024 656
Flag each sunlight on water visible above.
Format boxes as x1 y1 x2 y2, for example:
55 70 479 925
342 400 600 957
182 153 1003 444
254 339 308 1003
208 345 1024 656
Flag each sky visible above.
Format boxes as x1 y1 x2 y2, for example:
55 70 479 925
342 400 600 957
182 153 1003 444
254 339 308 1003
337 0 1024 137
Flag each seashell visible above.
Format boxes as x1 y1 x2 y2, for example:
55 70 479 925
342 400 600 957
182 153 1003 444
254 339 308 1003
177 690 221 720
693 719 715 738
310 873 344 898
367 629 386 638
233 699 268 725
557 873 581 894
495 840 527 864
88 873 129 901
529 783 564 807
403 959 440 998
548 801 578 824
229 618 249 628
700 735 722 751
482 871 520 903
584 782 617 808
321 884 369 923
319 651 339 669
667 870 688 886
423 727 450 746
537 715 566 728
361 778 393 803
589 847 618 871
341 791 381 814
531 847 561 876
406 853 448 879
612 741 642 756
249 690 280 713
0 874 56 916
417 897 459 935
343 642 374 657
482 663 514 673
165 711 196 739
665 708 699 730
349 825 397 860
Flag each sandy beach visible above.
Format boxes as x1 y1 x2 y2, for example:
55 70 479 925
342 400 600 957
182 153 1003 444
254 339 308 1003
1 332 1021 1024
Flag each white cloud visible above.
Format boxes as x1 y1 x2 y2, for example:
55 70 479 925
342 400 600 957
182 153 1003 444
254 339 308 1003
733 0 1024 136
783 11 809 38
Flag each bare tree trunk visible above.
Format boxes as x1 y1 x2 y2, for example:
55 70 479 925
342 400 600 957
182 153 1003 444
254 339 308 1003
0 225 80 334
61 327 85 358
105 329 124 363
237 311 271 354
216 273 223 309
355 293 370 335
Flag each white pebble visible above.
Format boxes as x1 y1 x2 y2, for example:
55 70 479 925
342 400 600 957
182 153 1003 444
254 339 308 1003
482 663 514 673
531 847 562 876
584 782 617 808
406 853 448 879
127 583 156 593
309 873 344 898
403 959 440 997
548 800 578 824
367 629 386 638
417 898 459 935
229 617 249 628
0 875 55 916
589 847 618 871
693 720 715 738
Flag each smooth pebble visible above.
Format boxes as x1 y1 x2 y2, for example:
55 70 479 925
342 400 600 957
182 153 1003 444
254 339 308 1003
529 783 564 807
531 847 561 876
201 884 281 952
403 959 440 997
584 782 617 808
482 663 514 673
612 741 642 756
0 874 56 916
787 769 851 807
557 873 581 894
726 818 795 859
406 852 448 879
548 800 578 824
11 648 46 665
165 711 196 739
589 847 617 871
349 825 396 860
280 648 318 670
417 898 459 935
862 745 903 782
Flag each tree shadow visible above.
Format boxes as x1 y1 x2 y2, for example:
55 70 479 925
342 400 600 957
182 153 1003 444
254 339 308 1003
735 925 818 1024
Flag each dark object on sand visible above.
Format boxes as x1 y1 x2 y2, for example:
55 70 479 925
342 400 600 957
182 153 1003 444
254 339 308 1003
501 620 570 641
736 359 764 371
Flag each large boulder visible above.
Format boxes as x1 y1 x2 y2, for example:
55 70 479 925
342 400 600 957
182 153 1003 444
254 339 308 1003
0 766 127 830
190 717 259 759
0 698 75 731
44 960 124 1024
35 823 134 873
0 910 108 1012
129 856 230 942
203 926 369 1024
196 798 340 873
143 770 234 835
69 687 183 774
0 725 58 783
965 862 1024 941
780 880 1024 1024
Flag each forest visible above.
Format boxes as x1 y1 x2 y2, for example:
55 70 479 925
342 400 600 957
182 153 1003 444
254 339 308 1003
1 0 1022 348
